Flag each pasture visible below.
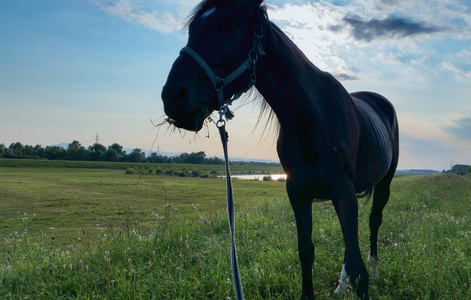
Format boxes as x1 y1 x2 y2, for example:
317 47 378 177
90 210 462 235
1 162 470 299
0 160 284 251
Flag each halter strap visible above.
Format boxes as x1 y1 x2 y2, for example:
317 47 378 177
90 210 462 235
179 46 256 106
179 7 267 107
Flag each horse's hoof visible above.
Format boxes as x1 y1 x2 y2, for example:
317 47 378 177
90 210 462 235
300 293 314 300
356 291 370 300
333 281 348 295
333 263 349 295
368 255 379 279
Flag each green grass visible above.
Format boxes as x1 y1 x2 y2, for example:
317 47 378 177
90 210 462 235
0 165 285 252
0 158 284 174
1 165 470 299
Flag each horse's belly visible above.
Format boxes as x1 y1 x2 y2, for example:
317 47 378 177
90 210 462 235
356 110 393 185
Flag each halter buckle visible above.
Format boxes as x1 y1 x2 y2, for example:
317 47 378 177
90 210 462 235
249 50 258 63
214 78 226 91
254 26 264 39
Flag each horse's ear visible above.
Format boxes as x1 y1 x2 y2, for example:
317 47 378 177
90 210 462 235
234 0 264 19
234 0 264 10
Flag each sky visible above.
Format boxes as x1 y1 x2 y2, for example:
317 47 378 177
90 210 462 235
1 0 470 171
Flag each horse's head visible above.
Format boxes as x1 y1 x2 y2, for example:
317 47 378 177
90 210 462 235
161 0 265 131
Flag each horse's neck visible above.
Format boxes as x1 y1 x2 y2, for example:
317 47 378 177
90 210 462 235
255 24 323 136
255 23 351 140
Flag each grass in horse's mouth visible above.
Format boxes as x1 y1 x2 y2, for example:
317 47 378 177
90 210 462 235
150 103 237 147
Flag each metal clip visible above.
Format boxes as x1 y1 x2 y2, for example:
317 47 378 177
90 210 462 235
217 105 228 128
249 50 258 63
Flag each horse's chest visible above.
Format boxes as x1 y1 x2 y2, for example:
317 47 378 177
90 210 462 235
277 129 348 198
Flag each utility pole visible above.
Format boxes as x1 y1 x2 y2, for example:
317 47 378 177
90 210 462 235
94 133 100 144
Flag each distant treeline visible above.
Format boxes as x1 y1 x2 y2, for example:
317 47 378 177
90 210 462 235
0 141 225 164
446 164 471 176
0 141 282 166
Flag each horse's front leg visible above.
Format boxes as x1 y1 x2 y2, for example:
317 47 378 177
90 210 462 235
287 181 315 300
332 181 369 300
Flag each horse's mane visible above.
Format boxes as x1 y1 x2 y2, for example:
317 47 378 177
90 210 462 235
185 0 222 30
242 87 279 143
186 0 266 30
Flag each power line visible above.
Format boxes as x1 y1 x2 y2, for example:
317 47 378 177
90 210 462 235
94 133 100 144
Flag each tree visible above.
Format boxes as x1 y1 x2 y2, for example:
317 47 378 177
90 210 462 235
127 148 146 163
105 148 120 162
108 143 124 155
67 140 87 161
5 142 24 158
0 143 6 157
44 146 66 160
147 152 169 163
22 145 35 158
88 143 106 161
105 143 124 162
188 151 206 164
173 152 188 164
206 156 224 165
32 145 45 158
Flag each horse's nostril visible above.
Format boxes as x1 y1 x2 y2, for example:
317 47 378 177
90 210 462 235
162 85 191 118
174 87 188 102
162 86 185 104
162 85 179 102
163 86 188 102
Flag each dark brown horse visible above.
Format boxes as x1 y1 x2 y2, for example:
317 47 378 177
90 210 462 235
161 1 399 299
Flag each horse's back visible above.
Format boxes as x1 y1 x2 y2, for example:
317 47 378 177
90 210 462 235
351 91 398 191
352 92 397 130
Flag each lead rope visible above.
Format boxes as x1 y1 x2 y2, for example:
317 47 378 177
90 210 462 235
217 105 244 300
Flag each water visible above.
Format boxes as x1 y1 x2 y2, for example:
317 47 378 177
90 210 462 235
220 174 287 181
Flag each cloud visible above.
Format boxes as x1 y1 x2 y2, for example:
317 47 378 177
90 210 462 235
447 116 471 140
334 15 443 42
334 73 360 81
101 0 185 34
396 113 471 169
442 62 471 81
441 48 471 81
267 3 356 74
378 0 401 6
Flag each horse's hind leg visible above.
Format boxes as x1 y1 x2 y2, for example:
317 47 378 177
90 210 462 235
368 171 394 278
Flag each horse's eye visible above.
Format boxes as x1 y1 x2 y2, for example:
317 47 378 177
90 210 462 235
221 23 235 32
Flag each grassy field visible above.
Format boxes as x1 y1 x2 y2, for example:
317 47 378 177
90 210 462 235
1 163 470 299
0 158 284 174
0 161 285 251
